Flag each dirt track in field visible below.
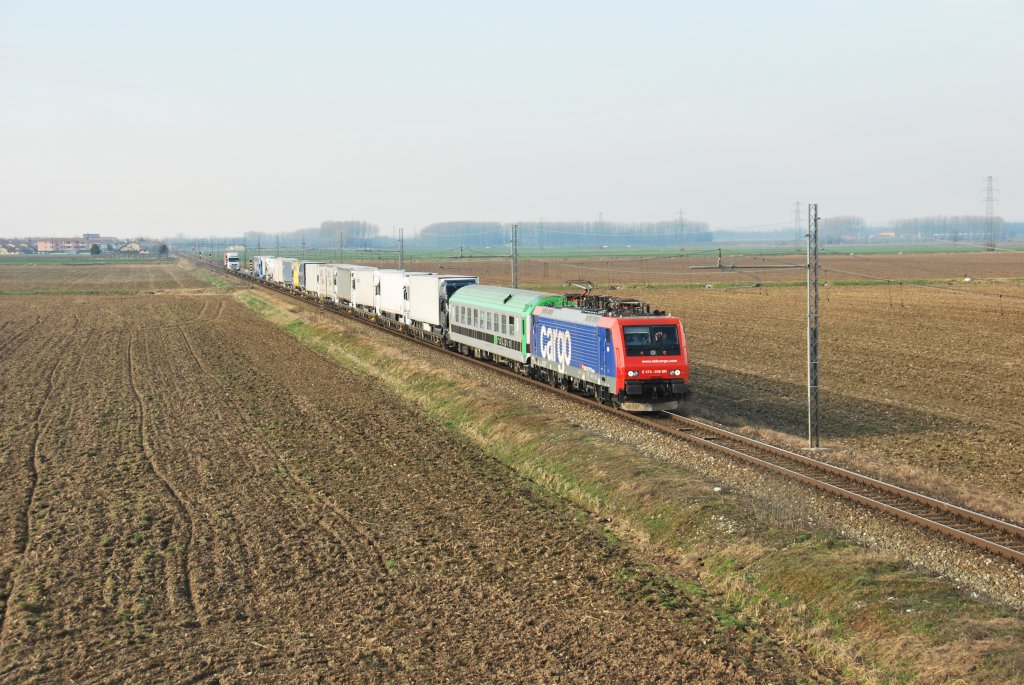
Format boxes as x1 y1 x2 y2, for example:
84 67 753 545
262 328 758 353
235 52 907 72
0 273 832 681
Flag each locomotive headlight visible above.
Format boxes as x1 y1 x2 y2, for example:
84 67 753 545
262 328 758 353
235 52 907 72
627 370 639 377
670 369 681 376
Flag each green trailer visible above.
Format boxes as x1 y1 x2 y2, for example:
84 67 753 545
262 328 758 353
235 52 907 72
447 285 564 367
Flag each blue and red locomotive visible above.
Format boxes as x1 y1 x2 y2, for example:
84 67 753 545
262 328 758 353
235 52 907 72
251 257 691 412
531 294 690 411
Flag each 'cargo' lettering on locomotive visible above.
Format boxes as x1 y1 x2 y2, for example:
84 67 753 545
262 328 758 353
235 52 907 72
539 325 573 366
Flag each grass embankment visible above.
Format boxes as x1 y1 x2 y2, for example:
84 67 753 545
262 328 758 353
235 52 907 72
236 288 1024 684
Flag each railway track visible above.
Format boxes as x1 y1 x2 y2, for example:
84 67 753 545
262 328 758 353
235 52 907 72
639 412 1024 564
193 257 1024 566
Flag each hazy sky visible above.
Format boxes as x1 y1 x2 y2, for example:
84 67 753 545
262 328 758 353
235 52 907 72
1 0 1021 238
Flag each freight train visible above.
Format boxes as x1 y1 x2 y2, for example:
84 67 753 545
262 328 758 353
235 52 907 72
245 256 691 412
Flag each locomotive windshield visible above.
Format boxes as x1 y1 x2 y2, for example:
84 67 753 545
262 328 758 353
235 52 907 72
623 325 680 357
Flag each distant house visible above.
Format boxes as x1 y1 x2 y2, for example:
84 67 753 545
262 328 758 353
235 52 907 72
2 240 35 254
120 241 143 253
37 236 119 253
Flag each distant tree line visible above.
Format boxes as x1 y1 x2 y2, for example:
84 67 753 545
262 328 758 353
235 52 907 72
889 215 1008 242
416 220 712 249
233 219 714 251
243 221 385 249
815 215 1015 245
170 213 1020 254
820 216 868 244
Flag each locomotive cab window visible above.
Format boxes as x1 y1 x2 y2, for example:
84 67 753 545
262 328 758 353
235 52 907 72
623 325 680 357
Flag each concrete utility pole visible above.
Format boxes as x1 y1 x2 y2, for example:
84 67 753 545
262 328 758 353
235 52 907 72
678 210 686 251
794 201 802 243
399 228 405 269
807 204 821 448
339 230 344 263
511 224 519 288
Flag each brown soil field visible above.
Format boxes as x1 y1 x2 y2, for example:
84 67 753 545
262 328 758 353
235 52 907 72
622 282 1024 521
386 250 1024 287
0 267 835 682
0 261 204 294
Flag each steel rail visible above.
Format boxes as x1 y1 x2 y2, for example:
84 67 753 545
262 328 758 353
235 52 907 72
640 413 1024 564
192 257 1024 565
659 414 1024 537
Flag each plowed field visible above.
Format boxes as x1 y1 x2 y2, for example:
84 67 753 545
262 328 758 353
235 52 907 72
621 281 1024 519
370 249 1024 288
0 265 827 682
0 260 199 295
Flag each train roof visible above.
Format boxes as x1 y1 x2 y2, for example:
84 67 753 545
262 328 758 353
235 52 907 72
450 284 563 314
532 306 606 326
408 273 478 281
